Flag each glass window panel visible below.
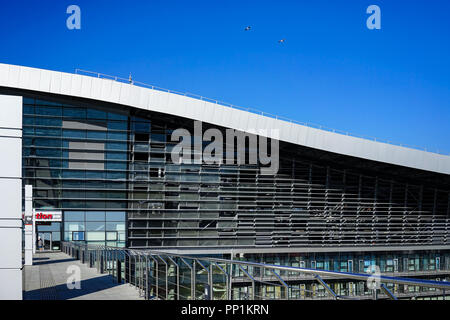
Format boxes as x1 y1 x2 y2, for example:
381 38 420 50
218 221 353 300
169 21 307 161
72 231 85 241
52 232 61 242
64 107 86 118
64 211 85 221
36 106 62 116
107 121 128 130
84 191 105 198
84 180 106 189
35 128 61 136
63 129 86 138
23 127 34 135
106 142 127 150
105 201 127 209
35 117 61 127
87 131 107 139
106 232 118 241
106 161 127 170
106 211 125 221
106 222 125 231
36 149 61 157
88 241 107 246
87 109 107 119
179 221 198 228
85 201 106 209
178 240 198 246
63 200 86 209
86 231 105 241
107 192 126 199
85 211 105 221
34 138 61 147
23 105 35 113
107 172 126 180
132 122 150 132
85 171 105 179
106 182 126 189
23 116 34 125
108 113 127 121
62 190 85 198
108 132 127 140
23 97 35 104
86 222 105 231
106 152 128 160
64 221 85 231
37 222 61 232
151 133 166 143
42 168 62 180
63 180 85 188
37 100 61 106
63 170 85 178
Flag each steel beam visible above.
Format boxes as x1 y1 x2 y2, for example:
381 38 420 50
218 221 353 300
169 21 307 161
238 265 256 300
314 274 338 300
180 257 195 300
270 269 290 300
380 284 397 300
167 256 180 300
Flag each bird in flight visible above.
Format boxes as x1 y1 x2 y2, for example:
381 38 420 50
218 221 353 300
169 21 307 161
244 26 251 31
278 39 286 44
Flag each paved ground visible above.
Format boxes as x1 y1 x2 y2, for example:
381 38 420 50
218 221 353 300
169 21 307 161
23 252 144 300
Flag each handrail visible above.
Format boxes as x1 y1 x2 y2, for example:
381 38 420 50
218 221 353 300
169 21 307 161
61 241 450 301
132 248 450 291
74 68 449 156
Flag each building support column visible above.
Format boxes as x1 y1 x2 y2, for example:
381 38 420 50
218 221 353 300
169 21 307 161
0 95 23 300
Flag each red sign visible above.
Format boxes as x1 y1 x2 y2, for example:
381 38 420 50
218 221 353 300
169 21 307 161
34 211 62 222
36 212 53 220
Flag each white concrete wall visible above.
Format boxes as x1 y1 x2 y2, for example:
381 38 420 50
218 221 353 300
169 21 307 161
0 94 23 300
0 63 449 174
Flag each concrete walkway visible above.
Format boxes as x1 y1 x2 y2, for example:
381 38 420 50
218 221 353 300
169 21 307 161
23 252 144 300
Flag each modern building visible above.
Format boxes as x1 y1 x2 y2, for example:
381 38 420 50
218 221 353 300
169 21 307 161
0 63 449 299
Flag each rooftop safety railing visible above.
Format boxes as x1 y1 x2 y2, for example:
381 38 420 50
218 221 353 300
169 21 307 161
74 69 449 156
61 241 450 300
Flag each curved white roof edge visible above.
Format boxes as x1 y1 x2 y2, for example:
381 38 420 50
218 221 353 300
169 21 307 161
0 62 449 175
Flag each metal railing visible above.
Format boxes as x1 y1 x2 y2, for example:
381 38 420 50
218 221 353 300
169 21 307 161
75 69 450 155
74 69 449 156
61 241 450 300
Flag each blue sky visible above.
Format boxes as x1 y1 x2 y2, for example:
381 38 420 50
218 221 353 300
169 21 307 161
0 0 449 153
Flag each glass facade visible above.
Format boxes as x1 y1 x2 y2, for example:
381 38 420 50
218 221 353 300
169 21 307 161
228 251 450 299
36 222 61 250
22 97 128 247
14 89 450 299
20 94 450 250
63 211 125 247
